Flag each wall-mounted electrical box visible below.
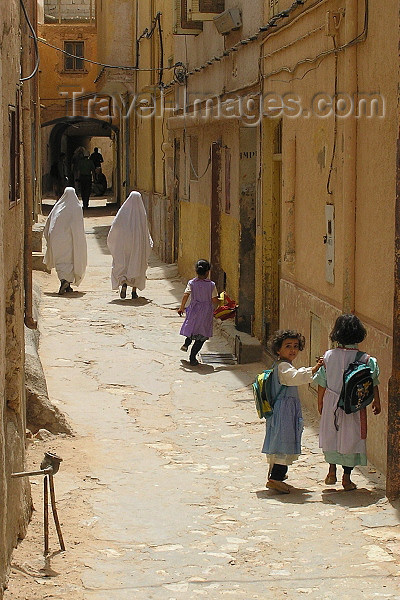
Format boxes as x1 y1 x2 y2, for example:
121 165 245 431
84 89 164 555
213 7 242 35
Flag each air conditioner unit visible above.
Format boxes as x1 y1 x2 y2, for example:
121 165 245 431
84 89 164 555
213 7 242 35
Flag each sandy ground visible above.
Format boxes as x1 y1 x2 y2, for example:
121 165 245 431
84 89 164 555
4 205 400 600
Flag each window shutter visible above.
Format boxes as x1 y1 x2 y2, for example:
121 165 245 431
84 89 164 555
174 0 203 34
188 0 225 21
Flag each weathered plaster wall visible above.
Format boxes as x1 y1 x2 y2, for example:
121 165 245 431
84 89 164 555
38 23 97 124
260 0 397 472
0 1 34 595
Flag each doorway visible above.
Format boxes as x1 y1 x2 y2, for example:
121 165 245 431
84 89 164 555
237 128 257 335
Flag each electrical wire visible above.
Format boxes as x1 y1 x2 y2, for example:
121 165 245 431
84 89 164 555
20 0 40 81
37 35 174 73
165 0 315 88
189 148 211 180
262 0 369 82
327 38 338 196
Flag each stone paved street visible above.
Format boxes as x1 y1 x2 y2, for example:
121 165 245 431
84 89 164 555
5 209 400 600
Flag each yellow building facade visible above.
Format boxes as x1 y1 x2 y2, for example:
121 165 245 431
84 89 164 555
95 0 399 479
258 0 397 474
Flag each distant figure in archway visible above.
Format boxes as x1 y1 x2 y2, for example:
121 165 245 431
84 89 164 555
90 147 104 169
50 153 69 197
92 167 107 196
107 191 153 299
71 146 85 189
44 187 87 295
77 150 95 209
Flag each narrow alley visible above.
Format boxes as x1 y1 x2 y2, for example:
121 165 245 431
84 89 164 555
4 210 400 600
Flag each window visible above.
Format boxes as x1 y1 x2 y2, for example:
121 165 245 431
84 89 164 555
187 0 225 21
9 100 20 206
64 41 84 72
174 0 203 34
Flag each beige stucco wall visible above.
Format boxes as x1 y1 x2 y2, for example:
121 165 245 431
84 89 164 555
260 0 397 472
0 1 35 594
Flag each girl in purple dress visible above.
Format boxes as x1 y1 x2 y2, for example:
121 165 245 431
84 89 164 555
177 260 219 366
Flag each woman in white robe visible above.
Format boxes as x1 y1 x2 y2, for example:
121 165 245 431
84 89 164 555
44 187 87 294
107 191 153 299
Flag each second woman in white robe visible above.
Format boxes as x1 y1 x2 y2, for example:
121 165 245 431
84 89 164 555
107 191 153 297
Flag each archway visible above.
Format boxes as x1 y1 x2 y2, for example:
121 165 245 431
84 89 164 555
41 116 120 204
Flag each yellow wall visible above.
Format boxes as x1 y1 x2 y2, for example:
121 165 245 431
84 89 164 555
220 213 240 300
38 23 97 123
260 0 398 473
179 201 211 278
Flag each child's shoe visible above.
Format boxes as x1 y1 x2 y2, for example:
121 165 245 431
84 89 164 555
180 344 188 351
189 359 199 366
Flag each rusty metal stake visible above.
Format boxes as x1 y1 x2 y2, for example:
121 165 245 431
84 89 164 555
12 452 65 556
44 476 49 556
48 474 65 551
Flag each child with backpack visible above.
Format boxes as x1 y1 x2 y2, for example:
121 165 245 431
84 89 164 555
262 330 324 494
177 259 220 366
314 314 381 491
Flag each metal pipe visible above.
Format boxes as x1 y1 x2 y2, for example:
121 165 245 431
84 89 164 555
341 0 358 312
44 476 49 556
386 133 400 500
21 9 37 331
49 474 65 551
12 467 53 478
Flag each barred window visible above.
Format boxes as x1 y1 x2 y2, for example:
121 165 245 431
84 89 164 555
64 41 84 72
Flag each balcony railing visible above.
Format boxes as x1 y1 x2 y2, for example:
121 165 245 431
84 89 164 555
44 0 95 24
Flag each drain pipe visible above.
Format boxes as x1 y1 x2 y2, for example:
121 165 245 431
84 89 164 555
21 78 37 330
341 0 358 312
386 133 400 500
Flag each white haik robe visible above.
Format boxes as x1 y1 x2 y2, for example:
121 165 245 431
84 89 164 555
44 187 87 285
107 191 153 290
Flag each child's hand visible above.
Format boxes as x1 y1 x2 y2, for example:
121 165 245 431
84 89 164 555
372 387 381 415
372 399 381 415
177 308 184 317
311 357 324 375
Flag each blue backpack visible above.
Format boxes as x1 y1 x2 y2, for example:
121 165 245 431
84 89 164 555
253 365 286 419
337 351 374 415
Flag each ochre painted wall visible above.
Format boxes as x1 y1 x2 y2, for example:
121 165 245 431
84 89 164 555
38 23 97 124
260 0 397 473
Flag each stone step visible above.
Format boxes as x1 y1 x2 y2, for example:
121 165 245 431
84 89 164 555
32 252 50 273
32 224 45 253
214 318 263 364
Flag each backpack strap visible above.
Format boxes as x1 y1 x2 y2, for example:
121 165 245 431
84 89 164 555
355 351 370 364
270 363 287 406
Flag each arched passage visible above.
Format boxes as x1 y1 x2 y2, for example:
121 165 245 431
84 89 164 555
41 116 120 204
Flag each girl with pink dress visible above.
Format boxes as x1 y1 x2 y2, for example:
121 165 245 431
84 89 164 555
314 314 381 491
